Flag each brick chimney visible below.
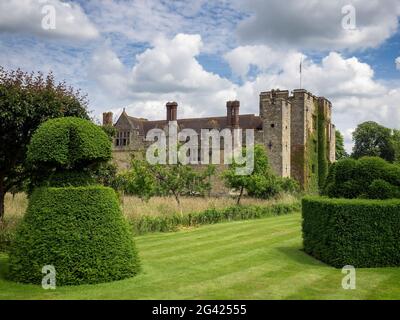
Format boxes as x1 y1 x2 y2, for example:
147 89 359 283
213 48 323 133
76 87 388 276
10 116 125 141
166 102 178 121
102 112 113 126
226 100 240 128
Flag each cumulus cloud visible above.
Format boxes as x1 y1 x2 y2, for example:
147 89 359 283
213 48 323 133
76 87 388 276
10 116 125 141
227 46 400 152
90 34 237 119
90 34 400 155
235 0 400 50
0 0 99 40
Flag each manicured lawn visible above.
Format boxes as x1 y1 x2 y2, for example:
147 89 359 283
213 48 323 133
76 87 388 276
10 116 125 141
1 212 400 299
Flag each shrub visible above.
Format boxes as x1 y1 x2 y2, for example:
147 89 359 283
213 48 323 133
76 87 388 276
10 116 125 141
27 117 111 169
279 177 300 194
8 186 140 285
323 156 400 199
130 201 301 235
302 196 400 268
367 179 398 200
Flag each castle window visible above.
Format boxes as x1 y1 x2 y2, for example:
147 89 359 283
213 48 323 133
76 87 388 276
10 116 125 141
271 123 275 128
116 131 130 147
268 141 273 150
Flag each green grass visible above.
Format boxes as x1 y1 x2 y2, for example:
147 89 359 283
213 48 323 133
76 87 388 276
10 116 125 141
1 212 400 300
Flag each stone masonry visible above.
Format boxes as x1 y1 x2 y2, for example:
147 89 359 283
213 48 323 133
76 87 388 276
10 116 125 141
105 89 336 190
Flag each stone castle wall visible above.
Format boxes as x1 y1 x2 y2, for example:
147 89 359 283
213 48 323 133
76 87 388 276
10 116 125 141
110 89 336 192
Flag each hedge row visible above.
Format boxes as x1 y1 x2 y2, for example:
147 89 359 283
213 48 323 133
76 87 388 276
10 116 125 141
131 201 301 235
8 186 140 285
302 196 400 268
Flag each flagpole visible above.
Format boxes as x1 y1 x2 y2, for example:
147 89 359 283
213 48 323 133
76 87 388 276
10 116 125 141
299 55 303 89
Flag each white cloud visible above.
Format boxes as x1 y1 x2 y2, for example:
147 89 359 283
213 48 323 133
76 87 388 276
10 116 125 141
396 57 400 70
224 45 293 79
90 35 400 156
0 0 99 40
235 0 400 50
90 34 237 120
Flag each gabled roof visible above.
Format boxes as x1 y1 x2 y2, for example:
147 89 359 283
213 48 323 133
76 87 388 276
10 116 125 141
121 114 262 135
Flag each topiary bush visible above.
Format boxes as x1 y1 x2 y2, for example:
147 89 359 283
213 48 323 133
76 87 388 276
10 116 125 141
302 196 400 268
27 117 111 168
323 156 400 199
8 187 140 285
9 117 140 285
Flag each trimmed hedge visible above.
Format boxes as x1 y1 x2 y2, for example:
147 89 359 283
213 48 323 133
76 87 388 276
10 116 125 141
8 186 140 285
27 117 111 168
302 196 400 268
131 201 301 235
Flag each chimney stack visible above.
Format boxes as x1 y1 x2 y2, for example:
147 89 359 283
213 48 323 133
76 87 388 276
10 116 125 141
102 112 113 126
166 102 178 121
226 100 240 128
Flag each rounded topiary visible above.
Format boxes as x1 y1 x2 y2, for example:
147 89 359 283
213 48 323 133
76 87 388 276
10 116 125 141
8 187 140 285
9 117 140 285
367 179 398 200
322 156 400 199
27 117 111 168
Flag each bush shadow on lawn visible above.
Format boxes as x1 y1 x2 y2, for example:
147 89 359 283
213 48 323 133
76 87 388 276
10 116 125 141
275 246 330 268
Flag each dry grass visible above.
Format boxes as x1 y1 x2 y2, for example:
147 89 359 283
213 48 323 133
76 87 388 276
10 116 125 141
3 192 299 222
121 193 299 219
3 193 27 224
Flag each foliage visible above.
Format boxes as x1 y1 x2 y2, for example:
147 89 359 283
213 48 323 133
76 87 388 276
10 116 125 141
101 125 117 141
317 107 328 189
302 196 400 268
130 201 300 235
323 156 400 199
335 129 348 160
26 117 112 190
367 179 399 200
0 67 89 221
279 177 300 194
115 154 216 206
223 144 282 204
393 129 400 164
92 162 118 187
352 121 395 162
27 117 111 169
8 186 140 285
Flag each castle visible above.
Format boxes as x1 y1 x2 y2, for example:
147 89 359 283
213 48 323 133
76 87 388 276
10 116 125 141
104 89 336 191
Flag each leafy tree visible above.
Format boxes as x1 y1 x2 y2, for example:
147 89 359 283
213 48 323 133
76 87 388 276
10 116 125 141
117 152 216 210
223 144 281 205
352 121 395 162
335 129 348 160
0 67 89 222
393 129 400 164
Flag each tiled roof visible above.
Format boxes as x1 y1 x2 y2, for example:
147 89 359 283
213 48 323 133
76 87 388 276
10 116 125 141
127 114 262 135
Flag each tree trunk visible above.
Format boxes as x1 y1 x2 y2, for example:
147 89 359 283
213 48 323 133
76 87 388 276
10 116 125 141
236 186 244 206
0 180 5 223
172 191 183 215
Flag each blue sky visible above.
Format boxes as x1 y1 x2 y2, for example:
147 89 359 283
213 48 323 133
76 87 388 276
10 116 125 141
0 0 399 152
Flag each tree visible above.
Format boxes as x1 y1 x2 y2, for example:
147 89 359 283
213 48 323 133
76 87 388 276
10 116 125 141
393 129 400 164
352 121 395 162
117 152 216 211
222 144 281 205
335 129 348 160
0 67 89 222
